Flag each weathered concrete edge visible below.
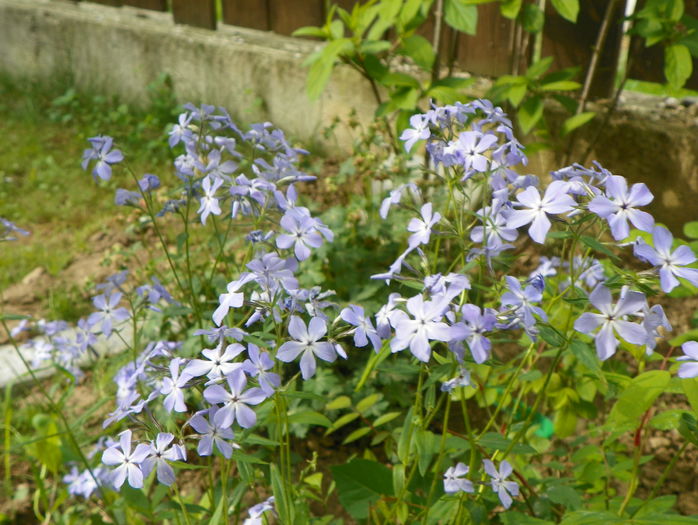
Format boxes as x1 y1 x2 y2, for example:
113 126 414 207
0 0 377 152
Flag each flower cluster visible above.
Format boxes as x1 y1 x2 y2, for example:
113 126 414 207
35 97 695 521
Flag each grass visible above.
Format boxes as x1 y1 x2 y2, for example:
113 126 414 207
0 74 180 319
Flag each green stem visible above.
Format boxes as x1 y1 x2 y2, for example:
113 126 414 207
618 438 643 516
643 441 689 506
477 343 534 438
501 343 567 461
423 395 452 521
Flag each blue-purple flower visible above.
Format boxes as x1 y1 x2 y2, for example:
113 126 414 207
0 217 29 242
82 136 124 181
588 175 654 240
276 316 337 379
160 357 192 413
484 459 519 509
203 369 267 429
141 433 183 486
276 210 323 261
87 292 130 338
198 176 223 224
443 463 474 494
407 203 441 248
390 295 454 362
189 408 237 458
101 429 150 489
634 226 698 292
340 304 382 351
507 180 575 244
574 285 647 360
500 276 547 332
677 341 698 379
459 304 497 363
400 114 431 152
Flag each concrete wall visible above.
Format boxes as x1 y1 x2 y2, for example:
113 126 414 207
0 0 376 151
1 0 697 229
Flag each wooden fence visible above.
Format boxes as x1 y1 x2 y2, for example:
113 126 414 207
74 0 698 93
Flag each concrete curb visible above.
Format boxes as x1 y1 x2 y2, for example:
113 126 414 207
0 320 133 387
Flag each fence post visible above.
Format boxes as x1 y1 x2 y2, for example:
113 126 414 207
267 0 324 36
172 0 217 30
123 0 167 10
221 0 270 30
542 0 627 99
455 3 515 78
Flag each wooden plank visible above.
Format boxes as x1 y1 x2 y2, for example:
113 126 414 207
455 3 514 77
222 0 270 30
417 7 456 74
627 1 698 90
123 0 167 10
88 0 123 6
541 0 627 98
268 0 324 36
172 0 217 30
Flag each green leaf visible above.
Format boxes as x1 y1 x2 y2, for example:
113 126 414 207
270 463 292 524
539 325 566 347
561 111 595 135
667 0 684 21
373 411 401 427
502 512 554 524
683 221 698 239
359 40 392 55
399 34 436 70
288 410 332 427
356 393 381 414
479 432 537 454
379 72 421 88
551 0 579 23
208 497 224 525
292 26 327 38
326 412 360 435
398 0 423 28
426 497 463 523
331 459 394 519
305 38 354 100
554 407 578 438
0 313 30 321
669 329 698 347
650 409 685 430
540 80 581 91
560 511 623 524
326 395 352 411
414 429 438 475
521 3 544 33
606 370 671 432
579 234 619 261
526 57 554 79
682 378 698 416
679 412 698 446
665 44 693 90
517 96 544 134
547 484 582 510
389 87 421 111
329 19 344 40
444 0 478 35
569 340 603 379
342 426 372 444
500 0 522 19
